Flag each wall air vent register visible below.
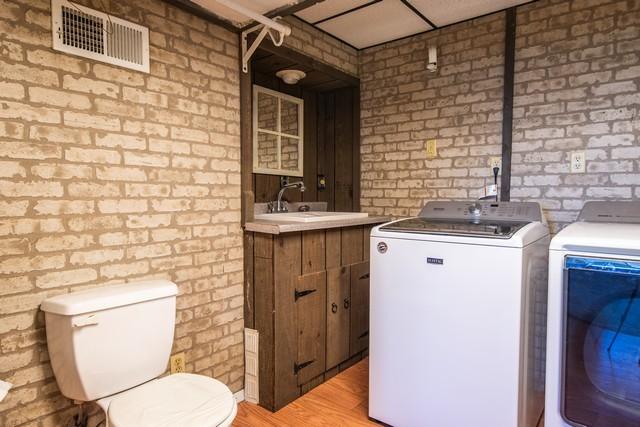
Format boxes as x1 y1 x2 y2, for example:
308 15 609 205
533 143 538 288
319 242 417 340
51 0 149 73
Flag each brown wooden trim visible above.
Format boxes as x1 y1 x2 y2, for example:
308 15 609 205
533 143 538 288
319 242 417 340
253 35 360 87
352 85 361 212
500 7 517 202
264 0 326 19
162 0 239 32
240 42 254 224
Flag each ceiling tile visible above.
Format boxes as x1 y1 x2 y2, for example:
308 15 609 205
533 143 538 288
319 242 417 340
295 0 373 24
317 0 432 49
409 0 529 27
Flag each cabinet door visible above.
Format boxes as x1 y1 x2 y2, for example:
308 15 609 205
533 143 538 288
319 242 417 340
326 266 350 369
295 271 326 386
350 261 370 356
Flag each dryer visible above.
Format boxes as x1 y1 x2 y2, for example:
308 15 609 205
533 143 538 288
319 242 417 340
546 201 640 427
369 201 549 427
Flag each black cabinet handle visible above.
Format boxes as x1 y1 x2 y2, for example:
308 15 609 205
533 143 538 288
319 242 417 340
331 302 338 313
343 298 350 309
295 288 317 301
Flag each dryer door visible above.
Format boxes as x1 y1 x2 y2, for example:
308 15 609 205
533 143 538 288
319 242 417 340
563 256 640 427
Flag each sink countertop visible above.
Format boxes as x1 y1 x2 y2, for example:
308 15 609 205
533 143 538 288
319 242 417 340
246 202 389 234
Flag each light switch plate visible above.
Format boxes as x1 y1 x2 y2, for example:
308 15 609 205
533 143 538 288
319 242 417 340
426 139 437 158
570 151 586 173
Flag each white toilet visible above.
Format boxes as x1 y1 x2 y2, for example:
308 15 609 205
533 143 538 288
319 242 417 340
41 280 237 427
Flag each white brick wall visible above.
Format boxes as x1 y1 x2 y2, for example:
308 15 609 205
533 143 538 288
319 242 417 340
359 0 639 232
0 1 243 425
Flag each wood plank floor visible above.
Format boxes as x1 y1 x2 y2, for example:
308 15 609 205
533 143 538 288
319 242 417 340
233 357 545 426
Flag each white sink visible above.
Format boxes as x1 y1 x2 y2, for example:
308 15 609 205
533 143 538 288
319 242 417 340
254 211 369 223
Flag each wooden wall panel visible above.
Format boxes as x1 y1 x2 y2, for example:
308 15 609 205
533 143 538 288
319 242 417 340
254 255 274 409
326 266 350 369
296 271 327 385
273 233 302 409
302 230 326 274
341 226 364 266
349 261 370 357
334 88 353 212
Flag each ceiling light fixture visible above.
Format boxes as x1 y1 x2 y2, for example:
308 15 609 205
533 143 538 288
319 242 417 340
276 69 307 84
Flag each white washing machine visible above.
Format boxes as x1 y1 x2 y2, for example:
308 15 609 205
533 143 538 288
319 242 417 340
546 201 640 427
369 201 550 427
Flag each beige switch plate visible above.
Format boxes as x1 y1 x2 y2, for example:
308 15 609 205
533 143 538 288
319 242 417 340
426 139 437 158
170 352 186 374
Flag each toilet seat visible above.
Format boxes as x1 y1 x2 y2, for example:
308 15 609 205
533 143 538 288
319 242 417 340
106 373 237 427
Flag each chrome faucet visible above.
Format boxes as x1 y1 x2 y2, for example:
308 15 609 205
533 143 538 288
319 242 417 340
269 181 306 213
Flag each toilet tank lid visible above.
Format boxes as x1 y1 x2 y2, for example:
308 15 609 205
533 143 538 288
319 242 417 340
41 280 178 316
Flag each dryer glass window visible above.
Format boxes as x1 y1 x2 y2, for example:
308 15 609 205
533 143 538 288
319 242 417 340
563 256 640 427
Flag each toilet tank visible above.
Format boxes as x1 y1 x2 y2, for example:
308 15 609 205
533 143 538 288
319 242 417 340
41 280 178 401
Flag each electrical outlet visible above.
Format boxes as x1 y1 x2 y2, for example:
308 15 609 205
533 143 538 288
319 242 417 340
489 157 501 169
426 139 437 158
570 151 586 173
170 353 185 374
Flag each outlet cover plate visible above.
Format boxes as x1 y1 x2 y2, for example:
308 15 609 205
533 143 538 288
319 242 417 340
570 151 586 173
170 352 185 374
489 157 501 169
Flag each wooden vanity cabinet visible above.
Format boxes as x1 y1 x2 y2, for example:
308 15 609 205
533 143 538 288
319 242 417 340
248 225 373 411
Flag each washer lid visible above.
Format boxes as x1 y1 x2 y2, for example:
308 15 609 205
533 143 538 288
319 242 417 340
108 374 235 427
380 217 530 239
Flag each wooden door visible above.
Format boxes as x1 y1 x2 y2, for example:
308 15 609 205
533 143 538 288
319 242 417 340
295 271 327 385
350 261 370 356
326 266 350 369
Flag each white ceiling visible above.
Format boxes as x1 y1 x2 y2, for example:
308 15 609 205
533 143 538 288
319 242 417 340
190 0 534 48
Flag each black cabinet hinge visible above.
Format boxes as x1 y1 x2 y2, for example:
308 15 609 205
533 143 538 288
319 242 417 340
294 288 317 301
294 359 315 374
359 330 369 339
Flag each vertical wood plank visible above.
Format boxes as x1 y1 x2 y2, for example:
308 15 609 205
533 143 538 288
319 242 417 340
352 85 361 212
334 88 353 212
326 266 350 369
302 230 326 274
240 47 254 224
341 226 364 266
244 233 255 329
273 233 302 409
303 89 318 202
349 261 370 357
254 233 273 259
325 228 341 269
296 270 327 385
363 225 373 261
254 255 274 410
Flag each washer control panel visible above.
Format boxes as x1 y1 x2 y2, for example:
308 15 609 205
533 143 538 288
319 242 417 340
418 201 543 222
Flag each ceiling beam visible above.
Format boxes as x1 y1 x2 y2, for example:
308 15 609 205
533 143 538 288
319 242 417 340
313 0 382 25
162 0 239 32
399 0 437 28
264 0 327 18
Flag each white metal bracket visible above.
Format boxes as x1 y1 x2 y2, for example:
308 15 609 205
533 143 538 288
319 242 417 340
241 18 288 73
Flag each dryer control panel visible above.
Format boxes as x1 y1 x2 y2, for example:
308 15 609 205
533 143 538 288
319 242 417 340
418 201 543 222
578 201 640 224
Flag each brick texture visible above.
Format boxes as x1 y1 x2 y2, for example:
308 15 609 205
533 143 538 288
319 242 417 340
283 16 359 77
359 0 639 232
0 1 243 426
511 0 640 231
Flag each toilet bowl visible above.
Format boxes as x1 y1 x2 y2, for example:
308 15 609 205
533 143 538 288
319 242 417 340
41 280 237 427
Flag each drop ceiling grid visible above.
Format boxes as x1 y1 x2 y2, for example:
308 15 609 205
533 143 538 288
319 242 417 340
409 0 529 26
192 0 295 25
295 0 374 24
316 0 432 49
